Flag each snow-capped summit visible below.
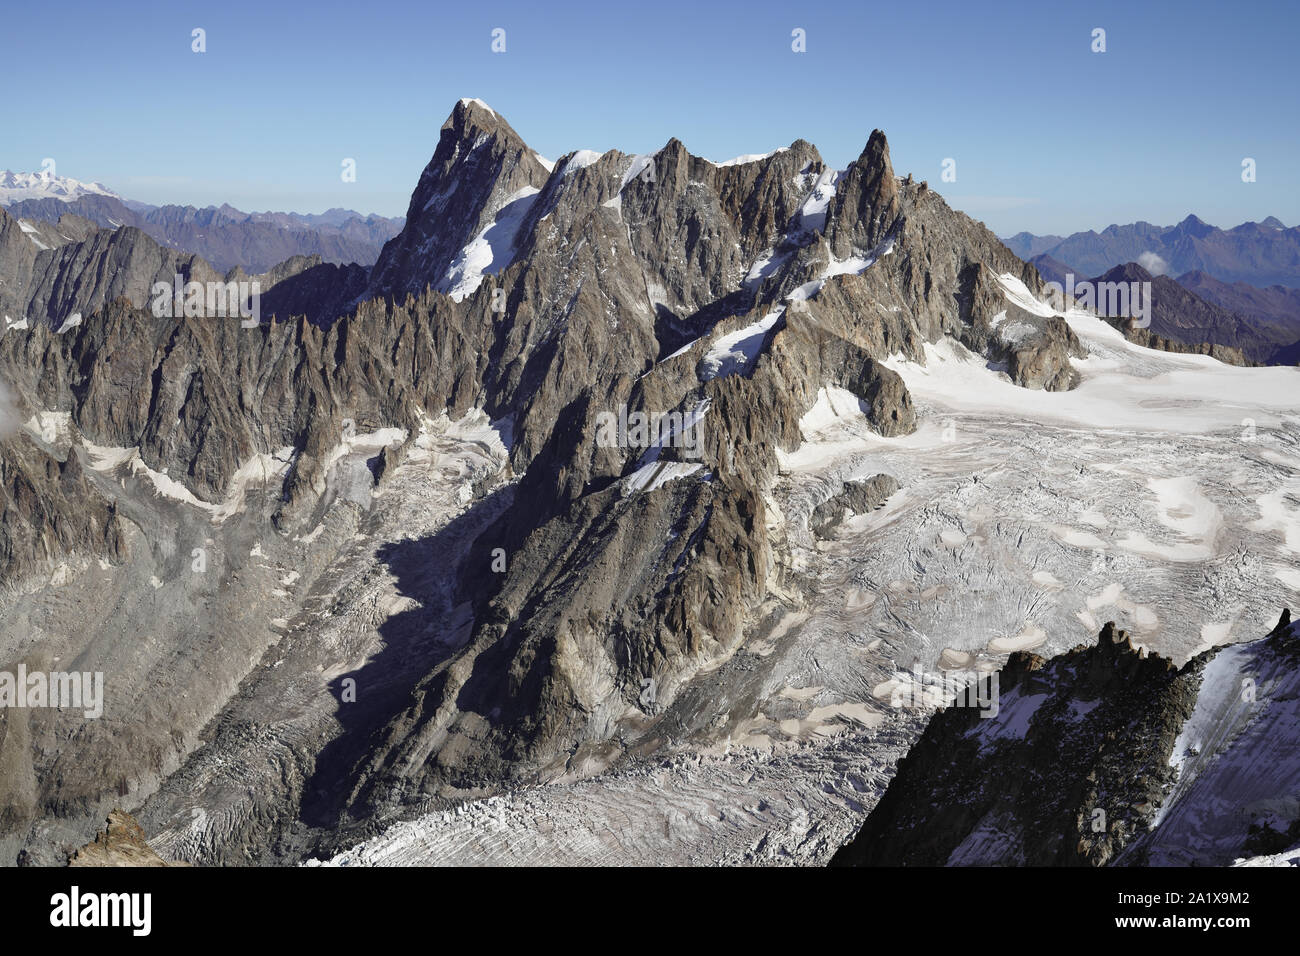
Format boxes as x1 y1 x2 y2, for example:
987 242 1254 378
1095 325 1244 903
0 170 121 204
457 97 497 117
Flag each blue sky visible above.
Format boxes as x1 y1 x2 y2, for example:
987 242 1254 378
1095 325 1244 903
3 0 1296 236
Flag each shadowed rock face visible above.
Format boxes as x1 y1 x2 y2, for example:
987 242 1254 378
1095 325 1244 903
0 101 1110 862
365 99 553 303
831 613 1300 867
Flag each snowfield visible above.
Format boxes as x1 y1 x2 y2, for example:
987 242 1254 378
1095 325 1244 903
0 170 120 203
440 187 542 301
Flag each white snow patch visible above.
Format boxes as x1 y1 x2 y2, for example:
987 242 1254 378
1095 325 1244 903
797 386 868 436
1250 480 1300 554
881 336 1300 436
17 219 49 250
439 186 541 302
457 97 496 117
698 308 783 380
623 460 703 495
744 246 794 290
618 155 655 191
794 168 840 233
709 148 789 167
559 150 604 177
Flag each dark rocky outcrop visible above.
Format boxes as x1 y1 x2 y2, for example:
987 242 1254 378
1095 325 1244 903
810 473 900 538
832 613 1300 867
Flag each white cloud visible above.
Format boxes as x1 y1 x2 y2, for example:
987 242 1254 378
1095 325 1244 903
1137 251 1169 276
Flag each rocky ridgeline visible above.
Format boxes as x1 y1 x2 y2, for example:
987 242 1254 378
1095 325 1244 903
0 204 362 333
0 100 1110 855
3 190 402 274
832 612 1300 866
65 810 180 867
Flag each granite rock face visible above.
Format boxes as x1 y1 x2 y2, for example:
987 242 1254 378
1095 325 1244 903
364 99 553 303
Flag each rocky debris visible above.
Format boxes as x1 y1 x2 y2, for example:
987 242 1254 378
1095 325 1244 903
832 612 1300 867
810 474 900 539
68 810 181 867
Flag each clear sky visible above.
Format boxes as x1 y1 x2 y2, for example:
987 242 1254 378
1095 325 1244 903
3 0 1296 236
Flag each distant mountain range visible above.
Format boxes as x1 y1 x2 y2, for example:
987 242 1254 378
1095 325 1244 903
0 170 120 203
1007 217 1300 364
0 205 365 330
1005 215 1299 288
1082 262 1300 365
0 171 404 273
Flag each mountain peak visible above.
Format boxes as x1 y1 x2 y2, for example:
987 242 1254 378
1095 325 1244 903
457 97 497 117
857 129 893 177
1173 213 1216 238
366 99 551 300
824 129 898 256
0 170 121 204
443 97 511 138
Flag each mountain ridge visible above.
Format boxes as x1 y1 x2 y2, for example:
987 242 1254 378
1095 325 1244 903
1004 216 1300 289
1 177 404 274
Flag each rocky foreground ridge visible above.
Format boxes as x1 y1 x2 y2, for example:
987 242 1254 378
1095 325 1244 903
832 612 1300 867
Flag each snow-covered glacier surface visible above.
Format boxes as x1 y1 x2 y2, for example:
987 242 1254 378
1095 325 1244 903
316 278 1300 866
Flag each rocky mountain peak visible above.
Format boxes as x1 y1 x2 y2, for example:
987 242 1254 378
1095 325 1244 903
1172 213 1215 238
825 129 899 256
439 97 527 155
365 99 551 302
